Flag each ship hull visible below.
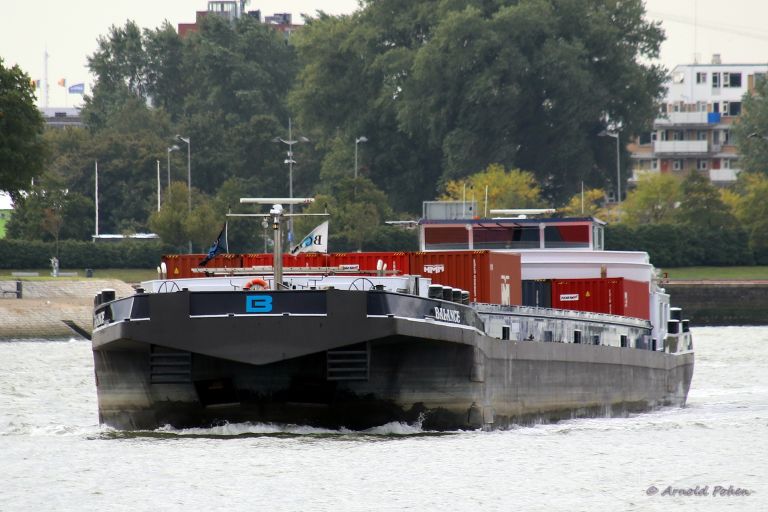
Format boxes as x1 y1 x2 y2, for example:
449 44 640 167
92 289 693 430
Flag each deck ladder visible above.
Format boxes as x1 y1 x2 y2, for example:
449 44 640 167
150 345 192 384
326 343 369 381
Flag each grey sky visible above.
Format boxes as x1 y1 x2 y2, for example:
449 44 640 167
2 0 768 108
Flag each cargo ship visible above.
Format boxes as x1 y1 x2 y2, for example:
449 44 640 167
91 200 694 430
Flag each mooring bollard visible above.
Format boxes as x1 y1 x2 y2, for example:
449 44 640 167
15 280 22 299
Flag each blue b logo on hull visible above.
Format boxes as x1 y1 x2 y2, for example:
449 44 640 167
246 295 273 313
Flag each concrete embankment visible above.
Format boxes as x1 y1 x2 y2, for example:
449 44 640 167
665 281 768 326
0 280 135 339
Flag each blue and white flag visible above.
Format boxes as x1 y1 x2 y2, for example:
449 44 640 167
291 221 328 254
68 83 85 94
198 223 227 266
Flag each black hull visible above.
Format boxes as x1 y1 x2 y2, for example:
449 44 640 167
92 290 694 430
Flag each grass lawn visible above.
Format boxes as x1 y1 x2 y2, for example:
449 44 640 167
662 266 768 280
0 268 157 283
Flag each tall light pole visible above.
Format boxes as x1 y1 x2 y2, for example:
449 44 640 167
94 160 99 237
599 130 621 204
272 118 309 244
156 160 161 211
175 135 191 252
167 145 179 200
354 136 368 179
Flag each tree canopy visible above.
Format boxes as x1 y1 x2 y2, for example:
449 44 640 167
291 0 666 207
440 163 543 215
0 58 46 195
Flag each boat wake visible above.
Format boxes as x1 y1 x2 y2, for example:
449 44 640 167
98 415 456 440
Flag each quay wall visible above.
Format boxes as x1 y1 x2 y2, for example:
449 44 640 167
0 280 134 339
665 281 768 326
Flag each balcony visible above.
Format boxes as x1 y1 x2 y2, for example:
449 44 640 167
653 140 709 155
655 112 710 126
709 168 739 184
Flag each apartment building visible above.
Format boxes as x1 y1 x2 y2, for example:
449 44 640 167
178 1 299 37
629 56 767 187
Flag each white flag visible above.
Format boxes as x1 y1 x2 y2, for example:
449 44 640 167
291 221 329 254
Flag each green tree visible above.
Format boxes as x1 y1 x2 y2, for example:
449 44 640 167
148 181 192 248
6 173 93 242
731 173 768 263
559 188 611 218
0 58 46 194
733 76 768 173
620 173 681 226
439 164 543 214
291 0 665 207
676 171 735 229
296 176 393 252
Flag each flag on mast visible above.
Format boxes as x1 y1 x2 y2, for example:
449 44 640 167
291 221 328 254
198 223 227 266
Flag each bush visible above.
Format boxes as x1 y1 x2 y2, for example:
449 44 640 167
605 224 754 267
0 239 173 269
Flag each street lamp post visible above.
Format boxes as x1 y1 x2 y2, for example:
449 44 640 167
272 118 309 244
354 136 368 179
176 135 191 253
156 160 161 212
599 130 621 204
167 145 179 200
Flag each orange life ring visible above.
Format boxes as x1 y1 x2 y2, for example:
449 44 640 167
243 278 269 290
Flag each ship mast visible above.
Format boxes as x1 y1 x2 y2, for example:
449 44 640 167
229 197 327 290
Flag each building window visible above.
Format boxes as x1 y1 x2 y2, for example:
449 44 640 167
672 71 685 84
728 101 742 116
651 159 659 170
723 130 731 144
673 160 683 171
724 72 742 88
672 131 683 141
639 132 652 145
697 131 707 141
659 103 668 114
697 159 708 170
696 101 707 112
696 72 707 84
723 159 731 169
713 73 720 88
722 101 730 116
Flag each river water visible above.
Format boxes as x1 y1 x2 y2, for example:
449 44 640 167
1 326 766 511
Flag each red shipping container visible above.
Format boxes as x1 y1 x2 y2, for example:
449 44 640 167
409 251 521 304
329 252 410 274
550 278 650 319
163 254 244 278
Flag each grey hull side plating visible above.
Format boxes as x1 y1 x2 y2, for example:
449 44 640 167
92 290 694 430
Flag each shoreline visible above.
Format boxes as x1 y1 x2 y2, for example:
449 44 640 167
0 279 765 340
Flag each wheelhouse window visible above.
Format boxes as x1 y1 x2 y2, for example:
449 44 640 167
472 225 540 250
423 226 469 250
544 224 590 249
